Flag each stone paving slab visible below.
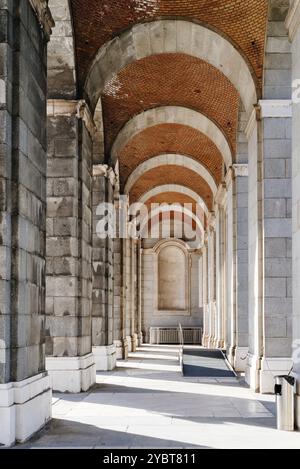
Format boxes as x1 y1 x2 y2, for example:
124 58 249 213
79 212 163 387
17 345 300 449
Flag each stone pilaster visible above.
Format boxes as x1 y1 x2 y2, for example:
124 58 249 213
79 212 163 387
201 235 209 347
114 195 129 359
245 100 293 392
0 0 51 446
232 164 249 371
45 99 96 392
286 0 300 427
92 164 117 371
214 185 227 350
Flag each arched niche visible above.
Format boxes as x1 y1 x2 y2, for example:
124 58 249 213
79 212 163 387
153 240 191 316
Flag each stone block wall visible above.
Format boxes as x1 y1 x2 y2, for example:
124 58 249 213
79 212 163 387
46 103 93 362
0 0 53 446
0 0 48 384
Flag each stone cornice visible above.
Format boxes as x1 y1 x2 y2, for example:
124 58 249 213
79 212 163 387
285 0 300 42
29 0 54 40
76 100 98 138
47 99 97 138
259 99 292 118
232 164 249 177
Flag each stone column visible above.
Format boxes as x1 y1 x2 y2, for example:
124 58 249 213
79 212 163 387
45 99 96 392
215 185 227 349
232 164 249 371
92 165 117 371
246 101 293 392
137 241 143 345
113 196 126 359
245 1 293 393
0 0 54 446
207 217 217 348
286 0 300 426
225 170 235 362
201 237 209 347
131 239 138 351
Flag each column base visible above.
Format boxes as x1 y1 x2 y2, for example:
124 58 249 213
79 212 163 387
233 347 249 372
138 332 143 347
259 357 293 394
114 340 124 360
122 338 129 359
216 339 225 349
295 394 300 430
227 346 236 367
245 354 261 392
208 337 216 349
0 373 51 447
93 345 117 371
202 334 210 348
245 355 293 393
126 335 133 353
46 353 96 393
131 334 138 352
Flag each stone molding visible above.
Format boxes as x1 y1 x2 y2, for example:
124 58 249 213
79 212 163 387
47 99 97 138
224 167 234 189
46 353 96 393
245 105 260 139
29 0 54 40
286 0 300 42
0 373 51 446
259 99 292 118
233 164 249 177
207 211 216 230
93 164 118 187
214 182 227 207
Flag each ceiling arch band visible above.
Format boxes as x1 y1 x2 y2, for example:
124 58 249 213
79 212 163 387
85 20 257 115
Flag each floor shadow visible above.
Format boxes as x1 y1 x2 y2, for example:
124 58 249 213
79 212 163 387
16 419 209 449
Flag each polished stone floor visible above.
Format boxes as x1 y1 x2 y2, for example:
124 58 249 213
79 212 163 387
20 345 300 449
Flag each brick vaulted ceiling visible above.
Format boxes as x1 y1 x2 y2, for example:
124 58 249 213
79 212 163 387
146 193 198 212
130 165 214 210
102 54 240 157
119 123 224 190
70 0 268 91
144 193 206 232
69 1 268 209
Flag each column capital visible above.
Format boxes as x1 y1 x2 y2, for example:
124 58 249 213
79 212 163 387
232 164 249 177
207 211 216 231
29 0 54 40
93 164 118 187
258 99 292 118
245 105 260 139
224 166 234 189
47 99 97 138
286 0 300 42
215 182 227 208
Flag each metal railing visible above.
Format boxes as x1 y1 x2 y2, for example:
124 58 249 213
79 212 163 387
150 326 202 345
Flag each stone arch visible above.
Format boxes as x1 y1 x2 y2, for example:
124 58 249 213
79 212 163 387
111 106 232 170
48 0 77 98
139 185 209 215
124 154 217 196
139 205 204 240
129 165 214 210
85 20 257 115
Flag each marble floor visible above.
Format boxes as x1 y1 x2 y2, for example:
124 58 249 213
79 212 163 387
20 345 300 449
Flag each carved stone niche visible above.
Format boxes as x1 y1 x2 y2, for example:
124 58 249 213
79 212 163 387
153 239 191 316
